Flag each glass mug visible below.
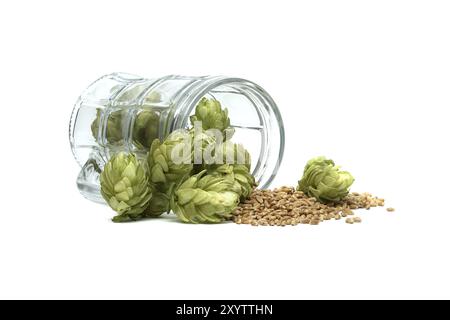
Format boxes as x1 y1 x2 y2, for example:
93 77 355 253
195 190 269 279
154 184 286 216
69 73 285 203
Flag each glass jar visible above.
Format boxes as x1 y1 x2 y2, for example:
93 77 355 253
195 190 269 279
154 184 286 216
69 73 285 203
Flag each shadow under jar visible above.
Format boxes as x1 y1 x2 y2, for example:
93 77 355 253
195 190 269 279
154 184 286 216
69 73 285 203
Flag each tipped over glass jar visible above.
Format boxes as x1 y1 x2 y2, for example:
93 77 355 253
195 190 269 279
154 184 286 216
69 73 285 203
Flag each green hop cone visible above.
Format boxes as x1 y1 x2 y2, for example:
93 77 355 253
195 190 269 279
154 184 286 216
144 186 171 217
147 130 193 186
171 170 240 223
132 110 160 150
91 109 123 144
297 156 355 203
190 97 234 140
229 164 255 200
100 152 152 222
91 91 161 147
91 109 124 144
131 91 162 149
190 127 216 154
207 164 256 201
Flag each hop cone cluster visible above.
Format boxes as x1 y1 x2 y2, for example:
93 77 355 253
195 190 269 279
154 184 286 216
100 152 152 222
297 156 354 203
91 109 159 149
97 96 256 224
189 97 234 140
171 170 240 223
91 91 161 147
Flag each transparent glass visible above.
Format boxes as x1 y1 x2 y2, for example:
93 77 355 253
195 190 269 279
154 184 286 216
69 73 285 203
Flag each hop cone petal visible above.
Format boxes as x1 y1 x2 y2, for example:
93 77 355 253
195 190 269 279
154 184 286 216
189 97 234 140
297 156 354 203
171 170 240 223
100 152 152 222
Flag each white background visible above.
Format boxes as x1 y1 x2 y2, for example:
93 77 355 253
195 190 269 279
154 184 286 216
0 0 449 300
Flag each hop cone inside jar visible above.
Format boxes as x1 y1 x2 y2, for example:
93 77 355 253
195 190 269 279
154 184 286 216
132 91 162 149
297 156 354 203
132 110 160 150
171 170 240 223
100 152 152 222
190 97 234 140
91 109 124 144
